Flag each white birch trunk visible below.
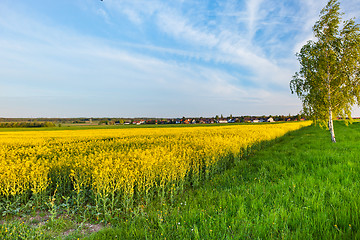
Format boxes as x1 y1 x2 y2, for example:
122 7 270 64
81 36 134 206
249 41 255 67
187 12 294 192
327 66 336 143
329 108 336 142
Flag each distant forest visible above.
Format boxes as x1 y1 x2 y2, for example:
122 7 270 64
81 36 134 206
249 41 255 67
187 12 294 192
0 121 56 128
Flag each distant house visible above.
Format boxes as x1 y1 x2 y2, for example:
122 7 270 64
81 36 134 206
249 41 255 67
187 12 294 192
228 119 236 123
201 118 214 124
244 117 252 123
267 117 274 122
133 120 145 125
199 119 206 124
251 119 260 123
218 119 228 124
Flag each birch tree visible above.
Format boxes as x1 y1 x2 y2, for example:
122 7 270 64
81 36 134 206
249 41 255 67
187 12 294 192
290 0 360 142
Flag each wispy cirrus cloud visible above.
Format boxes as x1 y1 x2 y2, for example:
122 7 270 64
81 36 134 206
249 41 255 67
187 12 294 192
0 3 264 115
1 0 359 117
96 8 112 25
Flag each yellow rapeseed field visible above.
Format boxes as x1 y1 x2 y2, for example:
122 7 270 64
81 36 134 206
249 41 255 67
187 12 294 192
0 122 311 207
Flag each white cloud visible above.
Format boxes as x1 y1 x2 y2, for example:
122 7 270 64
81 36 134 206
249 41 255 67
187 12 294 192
0 6 254 103
1 1 298 117
245 0 264 40
157 11 220 48
122 8 143 25
96 8 112 25
7 0 359 117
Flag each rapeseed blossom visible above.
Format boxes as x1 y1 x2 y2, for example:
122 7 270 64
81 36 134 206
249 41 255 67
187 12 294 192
0 122 311 208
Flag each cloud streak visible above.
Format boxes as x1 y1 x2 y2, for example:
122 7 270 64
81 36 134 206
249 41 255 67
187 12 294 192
1 0 359 117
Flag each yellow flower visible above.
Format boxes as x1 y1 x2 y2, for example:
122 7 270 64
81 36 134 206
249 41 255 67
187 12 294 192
0 121 310 210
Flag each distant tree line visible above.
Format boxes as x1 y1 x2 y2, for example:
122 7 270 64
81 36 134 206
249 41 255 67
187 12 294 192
0 122 56 128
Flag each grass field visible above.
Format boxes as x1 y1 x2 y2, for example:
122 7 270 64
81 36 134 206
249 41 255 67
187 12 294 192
87 121 360 239
1 121 359 239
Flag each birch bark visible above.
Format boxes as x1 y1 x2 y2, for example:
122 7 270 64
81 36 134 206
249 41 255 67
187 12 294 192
327 66 336 143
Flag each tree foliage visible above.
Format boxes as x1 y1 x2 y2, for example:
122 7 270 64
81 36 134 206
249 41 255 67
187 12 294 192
0 122 55 128
290 0 360 142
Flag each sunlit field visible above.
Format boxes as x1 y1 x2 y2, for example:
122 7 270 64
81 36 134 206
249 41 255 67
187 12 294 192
0 123 308 210
88 121 360 240
0 122 314 239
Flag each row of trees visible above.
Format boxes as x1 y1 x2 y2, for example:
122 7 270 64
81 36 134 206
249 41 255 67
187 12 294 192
0 122 56 128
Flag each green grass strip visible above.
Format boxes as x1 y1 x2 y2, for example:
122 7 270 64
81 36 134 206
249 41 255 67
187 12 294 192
87 121 360 240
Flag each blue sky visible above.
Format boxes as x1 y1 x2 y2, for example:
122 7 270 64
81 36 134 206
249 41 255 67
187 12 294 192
1 0 359 118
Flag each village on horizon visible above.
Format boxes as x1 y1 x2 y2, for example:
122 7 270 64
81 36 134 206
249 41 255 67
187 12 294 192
0 115 310 128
